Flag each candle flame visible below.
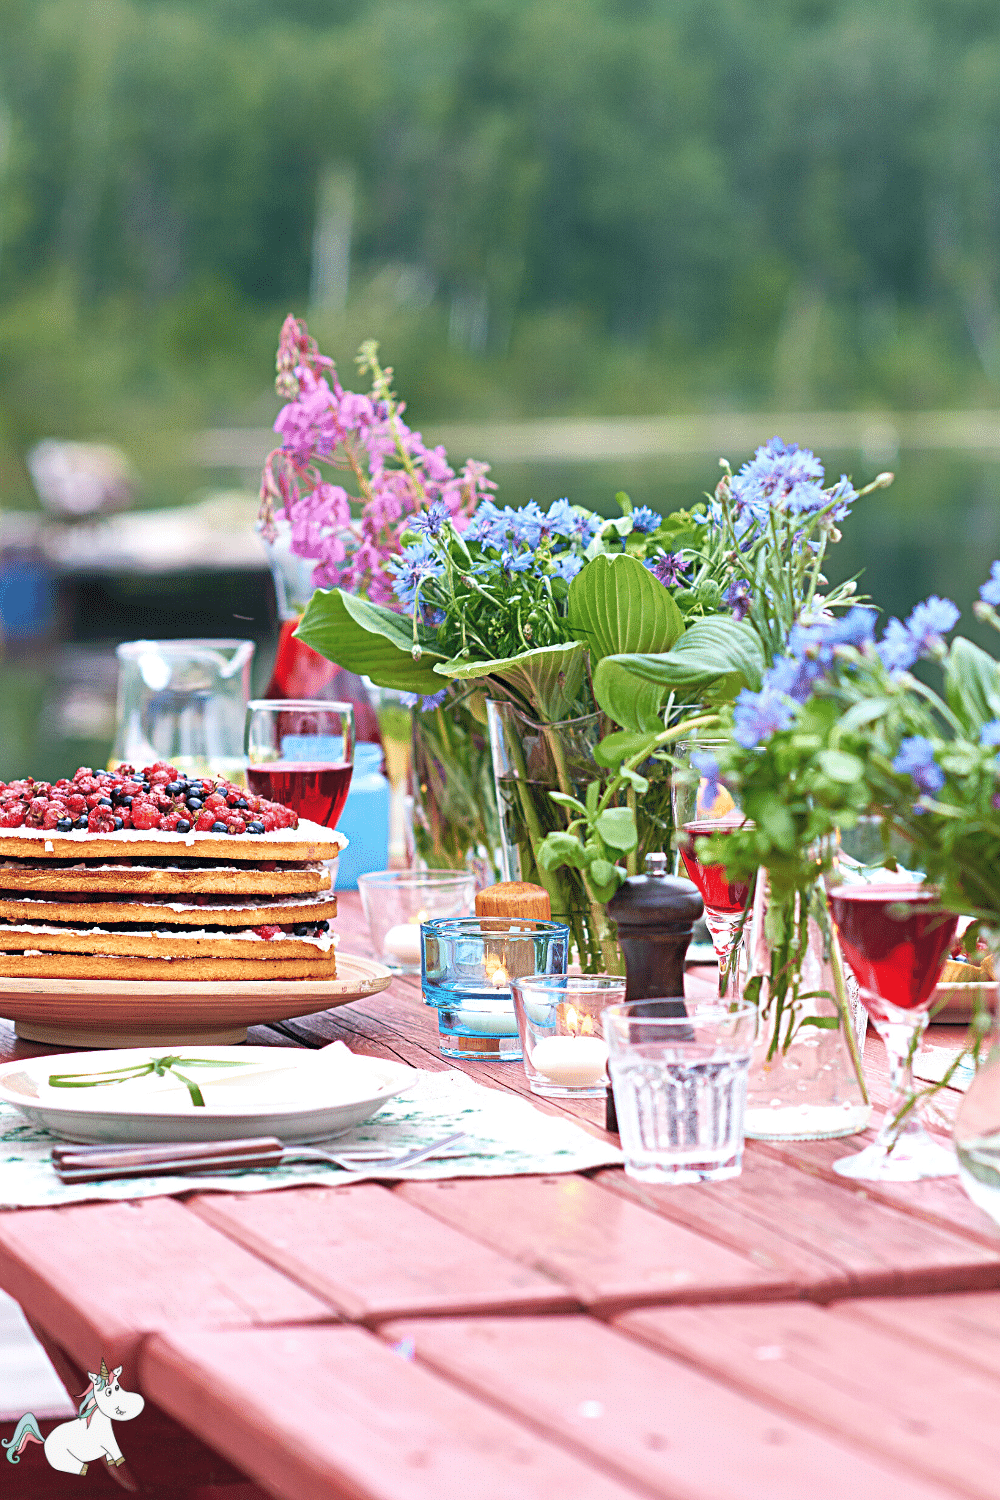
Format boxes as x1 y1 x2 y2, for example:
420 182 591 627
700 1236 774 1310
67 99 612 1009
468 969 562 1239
415 907 429 924
561 1004 595 1036
490 963 509 988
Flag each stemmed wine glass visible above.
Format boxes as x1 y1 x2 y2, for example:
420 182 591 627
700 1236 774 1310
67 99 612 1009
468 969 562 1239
827 882 959 1180
672 740 754 999
244 699 355 829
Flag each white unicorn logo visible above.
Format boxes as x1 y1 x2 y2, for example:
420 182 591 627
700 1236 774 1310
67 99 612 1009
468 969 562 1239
3 1357 144 1475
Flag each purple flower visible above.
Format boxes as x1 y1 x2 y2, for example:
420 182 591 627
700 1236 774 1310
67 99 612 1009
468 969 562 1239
825 475 858 523
691 751 723 808
409 499 451 538
545 498 598 542
980 562 1000 608
645 553 688 587
733 684 797 747
892 737 945 795
877 596 959 675
388 540 444 608
475 549 534 579
723 577 753 622
629 506 662 534
980 721 1000 748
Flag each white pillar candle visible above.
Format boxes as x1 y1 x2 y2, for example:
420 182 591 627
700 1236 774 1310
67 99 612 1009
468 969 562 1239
530 1035 609 1088
383 922 423 967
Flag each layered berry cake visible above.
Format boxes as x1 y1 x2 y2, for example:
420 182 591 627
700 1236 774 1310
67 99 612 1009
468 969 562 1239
0 763 344 980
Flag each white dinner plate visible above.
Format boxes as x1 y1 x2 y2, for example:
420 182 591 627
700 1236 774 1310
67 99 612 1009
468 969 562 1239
0 1042 419 1144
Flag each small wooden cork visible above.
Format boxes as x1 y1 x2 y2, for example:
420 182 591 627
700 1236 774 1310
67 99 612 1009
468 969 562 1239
475 882 552 982
475 882 551 921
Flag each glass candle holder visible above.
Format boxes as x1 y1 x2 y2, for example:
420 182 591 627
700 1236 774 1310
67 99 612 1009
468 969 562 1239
358 870 477 973
511 975 626 1097
421 917 569 1060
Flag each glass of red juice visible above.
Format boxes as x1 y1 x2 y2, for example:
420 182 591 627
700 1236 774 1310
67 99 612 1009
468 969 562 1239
244 699 355 829
672 740 754 999
827 881 959 1182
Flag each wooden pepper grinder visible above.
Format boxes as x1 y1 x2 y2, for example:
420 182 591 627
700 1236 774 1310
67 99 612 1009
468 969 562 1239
603 853 704 1134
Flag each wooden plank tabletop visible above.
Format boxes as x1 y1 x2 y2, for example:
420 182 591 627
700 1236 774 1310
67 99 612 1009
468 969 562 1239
0 889 995 1500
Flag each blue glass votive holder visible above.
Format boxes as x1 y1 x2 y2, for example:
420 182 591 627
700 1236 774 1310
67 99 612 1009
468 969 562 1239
421 917 569 1060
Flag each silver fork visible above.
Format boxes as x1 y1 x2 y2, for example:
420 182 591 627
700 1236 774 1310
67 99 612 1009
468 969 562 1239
51 1131 469 1184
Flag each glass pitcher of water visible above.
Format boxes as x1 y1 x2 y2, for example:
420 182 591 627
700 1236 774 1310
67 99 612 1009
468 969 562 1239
112 639 255 782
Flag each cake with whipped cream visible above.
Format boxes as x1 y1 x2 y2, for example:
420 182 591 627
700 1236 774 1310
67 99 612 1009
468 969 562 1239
0 762 342 980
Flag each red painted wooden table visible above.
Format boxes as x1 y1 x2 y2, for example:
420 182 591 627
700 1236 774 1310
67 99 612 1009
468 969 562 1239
0 892 996 1500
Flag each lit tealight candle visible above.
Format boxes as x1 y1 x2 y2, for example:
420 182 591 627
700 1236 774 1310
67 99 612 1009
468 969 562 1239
383 922 423 967
530 1035 609 1088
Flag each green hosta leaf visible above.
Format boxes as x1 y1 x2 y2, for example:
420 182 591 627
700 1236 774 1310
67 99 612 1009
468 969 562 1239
295 589 446 694
567 554 684 666
592 658 672 732
601 616 765 706
595 806 638 851
945 636 1000 733
434 641 586 722
817 749 864 784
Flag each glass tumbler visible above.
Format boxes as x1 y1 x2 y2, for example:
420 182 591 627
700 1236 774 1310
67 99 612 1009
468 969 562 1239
604 999 757 1183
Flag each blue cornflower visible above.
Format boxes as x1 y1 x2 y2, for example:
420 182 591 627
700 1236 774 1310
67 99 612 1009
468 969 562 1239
629 506 662 534
552 552 584 582
765 652 822 704
723 577 752 622
408 499 450 538
980 721 1000 748
418 688 449 712
475 549 534 579
826 475 858 523
980 561 1000 608
733 684 797 748
543 498 595 542
877 596 959 675
691 751 723 808
388 540 444 608
645 553 688 588
892 737 945 796
731 437 826 521
821 606 877 650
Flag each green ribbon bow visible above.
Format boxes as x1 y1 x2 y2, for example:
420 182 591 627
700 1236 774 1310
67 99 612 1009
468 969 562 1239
48 1055 252 1108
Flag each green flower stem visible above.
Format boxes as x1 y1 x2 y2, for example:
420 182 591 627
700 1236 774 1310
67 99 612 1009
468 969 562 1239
828 916 870 1105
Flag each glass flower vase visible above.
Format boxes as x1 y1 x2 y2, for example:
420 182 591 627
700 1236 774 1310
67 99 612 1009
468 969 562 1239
485 698 674 975
411 691 502 887
742 871 872 1141
952 930 1000 1221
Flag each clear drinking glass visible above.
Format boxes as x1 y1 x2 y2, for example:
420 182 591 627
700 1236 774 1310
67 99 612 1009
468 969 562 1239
244 699 355 830
358 869 476 973
604 999 756 1183
511 975 626 1097
672 739 754 998
828 882 960 1180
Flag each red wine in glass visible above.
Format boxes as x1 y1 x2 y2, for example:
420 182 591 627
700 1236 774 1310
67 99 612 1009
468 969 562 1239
827 883 958 1019
679 823 753 915
827 881 960 1182
246 762 353 829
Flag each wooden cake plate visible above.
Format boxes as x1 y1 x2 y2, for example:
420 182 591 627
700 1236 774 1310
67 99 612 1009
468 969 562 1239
0 953 392 1048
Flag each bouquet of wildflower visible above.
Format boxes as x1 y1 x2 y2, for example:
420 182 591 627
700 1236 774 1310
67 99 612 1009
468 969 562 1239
258 317 496 607
539 441 893 910
682 565 1000 1075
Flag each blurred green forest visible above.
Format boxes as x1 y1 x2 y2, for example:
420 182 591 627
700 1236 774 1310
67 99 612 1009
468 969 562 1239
2 0 1000 507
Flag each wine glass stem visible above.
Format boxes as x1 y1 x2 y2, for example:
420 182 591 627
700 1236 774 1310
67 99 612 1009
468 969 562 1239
703 908 746 1000
870 1008 928 1144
